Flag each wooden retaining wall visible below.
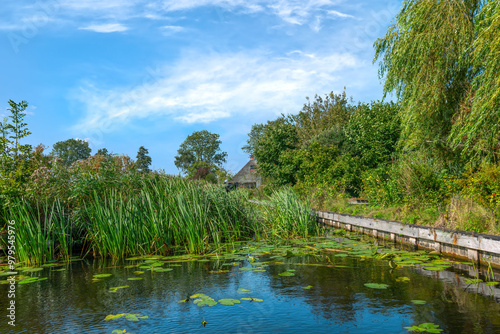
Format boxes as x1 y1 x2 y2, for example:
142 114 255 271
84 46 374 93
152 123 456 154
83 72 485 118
316 211 500 269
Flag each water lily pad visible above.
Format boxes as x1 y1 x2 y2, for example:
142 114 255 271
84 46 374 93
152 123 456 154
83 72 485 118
364 283 389 289
0 272 17 277
464 278 483 284
237 288 251 294
396 277 410 283
302 285 313 289
105 313 148 322
133 271 144 275
405 322 443 333
93 274 112 278
218 298 241 306
241 297 263 302
127 277 143 281
194 299 217 307
423 267 445 271
411 300 427 305
109 286 129 293
18 277 48 284
278 271 295 276
152 267 173 272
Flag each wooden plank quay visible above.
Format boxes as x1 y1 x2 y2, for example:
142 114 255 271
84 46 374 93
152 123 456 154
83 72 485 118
316 210 500 268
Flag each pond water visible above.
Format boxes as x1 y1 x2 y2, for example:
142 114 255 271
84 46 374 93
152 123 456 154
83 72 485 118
1 234 500 334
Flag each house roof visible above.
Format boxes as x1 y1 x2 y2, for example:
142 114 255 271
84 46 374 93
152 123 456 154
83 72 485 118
229 159 260 184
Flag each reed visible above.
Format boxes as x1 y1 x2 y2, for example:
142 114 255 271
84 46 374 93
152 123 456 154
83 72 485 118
84 177 256 258
264 187 317 239
4 199 73 265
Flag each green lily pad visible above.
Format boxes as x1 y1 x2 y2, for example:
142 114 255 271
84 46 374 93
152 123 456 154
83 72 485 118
423 267 445 271
133 271 144 275
405 322 443 333
105 313 148 322
302 285 313 289
194 299 217 307
109 286 129 293
93 274 112 278
18 277 48 284
411 300 427 305
237 288 251 294
278 271 295 276
152 268 173 272
396 277 410 283
364 283 389 289
241 297 263 302
0 272 17 277
464 278 483 284
127 277 143 281
218 298 241 306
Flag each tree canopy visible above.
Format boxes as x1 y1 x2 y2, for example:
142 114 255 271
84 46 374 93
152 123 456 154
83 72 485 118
51 138 91 166
174 130 227 175
136 146 152 173
374 0 500 163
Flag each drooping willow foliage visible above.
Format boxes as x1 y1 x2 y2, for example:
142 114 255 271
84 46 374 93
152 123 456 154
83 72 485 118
374 0 499 164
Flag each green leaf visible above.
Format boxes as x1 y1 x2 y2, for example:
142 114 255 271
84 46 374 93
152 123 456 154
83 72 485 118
218 298 241 306
364 283 389 289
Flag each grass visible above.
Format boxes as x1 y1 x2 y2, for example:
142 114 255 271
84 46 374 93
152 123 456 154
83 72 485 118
263 187 318 239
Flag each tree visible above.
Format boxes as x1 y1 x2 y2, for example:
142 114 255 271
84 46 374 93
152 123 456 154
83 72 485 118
6 100 31 159
252 116 299 186
374 0 500 163
136 146 152 173
51 138 91 166
174 130 227 175
96 148 110 156
242 123 265 158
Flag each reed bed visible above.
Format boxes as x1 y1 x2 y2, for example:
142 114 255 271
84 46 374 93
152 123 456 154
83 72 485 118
5 200 73 265
264 187 318 239
1 177 316 263
82 177 255 259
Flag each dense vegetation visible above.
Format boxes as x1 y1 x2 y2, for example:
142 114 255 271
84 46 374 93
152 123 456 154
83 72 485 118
0 101 315 264
246 0 500 234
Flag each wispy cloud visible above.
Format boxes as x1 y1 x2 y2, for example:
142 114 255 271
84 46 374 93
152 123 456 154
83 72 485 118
73 50 358 134
160 25 185 35
79 23 128 33
327 10 354 19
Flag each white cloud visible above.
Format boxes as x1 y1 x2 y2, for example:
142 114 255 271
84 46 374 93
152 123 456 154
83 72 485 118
79 23 128 33
160 25 185 35
73 50 358 133
327 10 354 19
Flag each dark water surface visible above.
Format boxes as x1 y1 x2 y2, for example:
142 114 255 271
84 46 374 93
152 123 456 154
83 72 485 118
1 237 499 334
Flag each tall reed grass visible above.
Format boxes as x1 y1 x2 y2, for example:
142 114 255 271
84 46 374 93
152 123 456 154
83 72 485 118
3 199 72 265
264 187 318 239
2 177 318 263
84 177 255 259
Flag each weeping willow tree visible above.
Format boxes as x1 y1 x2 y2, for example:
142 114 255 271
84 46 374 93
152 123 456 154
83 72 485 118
374 0 499 164
450 0 500 161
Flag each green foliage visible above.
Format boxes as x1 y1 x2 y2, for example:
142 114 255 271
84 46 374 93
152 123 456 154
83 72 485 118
6 100 32 159
174 130 227 175
375 0 500 163
450 0 500 161
51 138 91 166
264 187 317 239
253 116 298 186
135 146 152 173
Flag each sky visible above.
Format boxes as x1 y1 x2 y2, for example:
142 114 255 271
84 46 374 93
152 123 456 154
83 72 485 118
0 0 402 175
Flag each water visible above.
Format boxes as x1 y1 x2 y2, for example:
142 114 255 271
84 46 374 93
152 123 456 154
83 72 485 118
1 236 499 333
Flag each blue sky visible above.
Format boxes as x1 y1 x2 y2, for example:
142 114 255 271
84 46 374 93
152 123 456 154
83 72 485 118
0 0 402 175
